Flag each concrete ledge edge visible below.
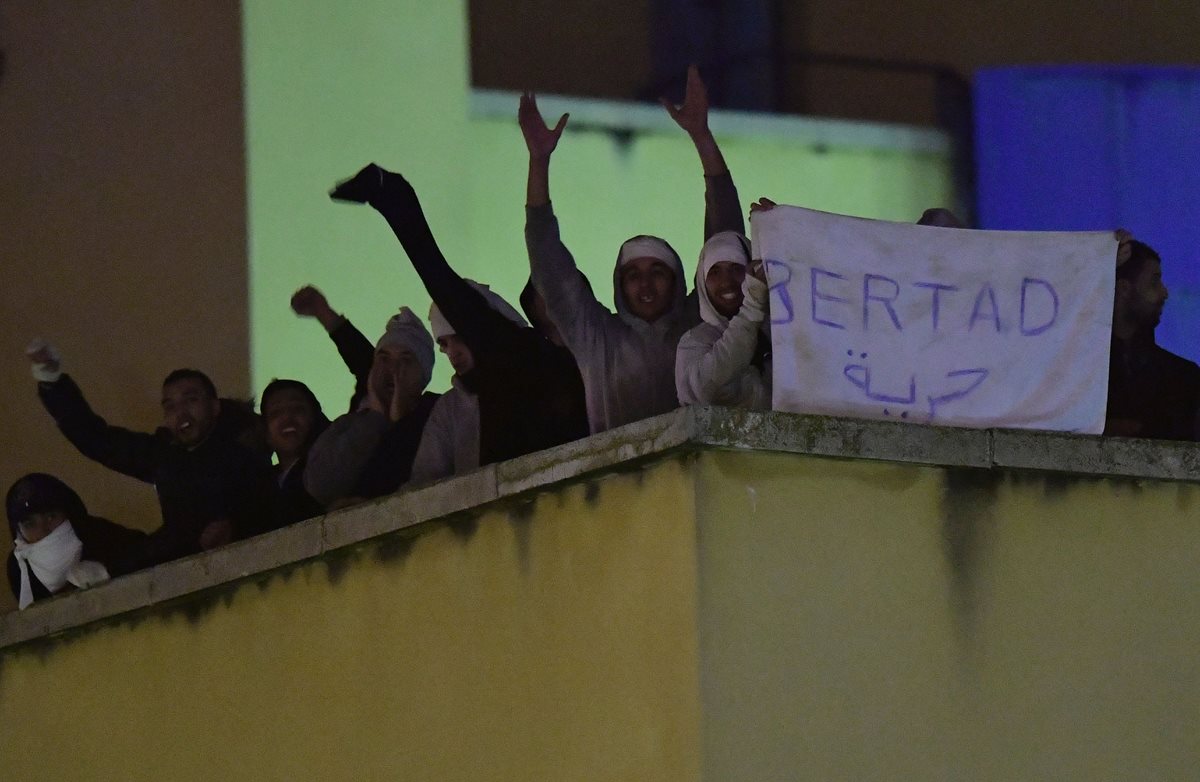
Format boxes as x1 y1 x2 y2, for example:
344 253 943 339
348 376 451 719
3 406 1196 650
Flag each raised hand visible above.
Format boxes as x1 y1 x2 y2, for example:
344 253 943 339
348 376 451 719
749 197 777 216
291 285 341 331
26 338 62 382
747 258 767 283
388 365 409 422
519 92 569 160
291 285 331 318
363 360 390 418
660 64 709 137
198 518 233 550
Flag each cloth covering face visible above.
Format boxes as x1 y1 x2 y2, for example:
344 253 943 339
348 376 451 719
12 521 83 609
6 472 147 608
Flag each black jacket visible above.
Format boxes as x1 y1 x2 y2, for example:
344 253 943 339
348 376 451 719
371 175 590 466
328 317 375 413
7 514 146 603
38 375 274 569
1105 333 1200 440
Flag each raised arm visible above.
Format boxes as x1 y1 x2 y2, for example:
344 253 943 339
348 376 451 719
27 341 161 483
661 65 744 238
331 167 525 366
292 286 374 412
519 93 611 352
519 92 569 208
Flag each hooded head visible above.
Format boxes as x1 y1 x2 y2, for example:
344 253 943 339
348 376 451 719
260 379 331 463
695 231 752 327
613 235 687 327
376 307 436 389
6 473 86 543
429 280 527 377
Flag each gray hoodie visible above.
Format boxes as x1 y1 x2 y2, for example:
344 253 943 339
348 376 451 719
526 204 690 433
675 231 772 409
408 380 480 484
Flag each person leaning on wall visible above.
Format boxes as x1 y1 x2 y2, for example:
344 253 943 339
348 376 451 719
1104 234 1200 440
6 473 146 610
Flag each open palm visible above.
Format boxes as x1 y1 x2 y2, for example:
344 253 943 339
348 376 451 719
519 92 568 159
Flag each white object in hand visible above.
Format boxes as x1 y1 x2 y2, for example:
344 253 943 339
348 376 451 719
26 338 63 382
67 560 111 589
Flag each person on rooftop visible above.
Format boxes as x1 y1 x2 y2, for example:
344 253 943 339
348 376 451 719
329 165 589 482
519 65 744 433
260 378 330 527
27 343 273 568
290 285 376 413
676 228 771 409
6 473 145 609
1104 236 1200 440
303 309 440 507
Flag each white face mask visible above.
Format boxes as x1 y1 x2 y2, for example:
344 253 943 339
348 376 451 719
13 521 83 609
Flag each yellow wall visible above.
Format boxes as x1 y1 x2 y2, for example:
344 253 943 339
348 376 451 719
0 2 250 611
693 450 1200 781
0 461 702 781
2 444 1198 779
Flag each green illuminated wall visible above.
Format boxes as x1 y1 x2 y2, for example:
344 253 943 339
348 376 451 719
242 1 953 407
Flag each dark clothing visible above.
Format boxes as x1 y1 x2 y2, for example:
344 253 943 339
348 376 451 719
328 317 375 413
7 514 146 604
304 392 440 505
37 375 274 569
259 379 330 529
358 393 441 497
270 456 326 529
1105 334 1200 441
371 175 590 465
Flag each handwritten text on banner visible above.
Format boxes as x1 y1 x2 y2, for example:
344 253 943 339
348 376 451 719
751 206 1116 432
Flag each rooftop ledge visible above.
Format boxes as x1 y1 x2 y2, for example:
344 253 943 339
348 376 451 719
3 406 1196 651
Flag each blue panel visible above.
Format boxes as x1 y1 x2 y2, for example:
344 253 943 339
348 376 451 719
975 66 1200 357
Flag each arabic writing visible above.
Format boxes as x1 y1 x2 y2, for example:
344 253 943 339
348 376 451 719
843 349 990 422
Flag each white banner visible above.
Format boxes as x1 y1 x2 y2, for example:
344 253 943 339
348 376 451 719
751 206 1116 433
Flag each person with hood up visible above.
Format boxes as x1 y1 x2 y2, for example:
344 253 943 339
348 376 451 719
260 378 330 528
676 230 772 409
26 343 274 568
6 470 147 611
7 473 147 609
304 309 440 507
519 65 745 433
329 165 589 480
